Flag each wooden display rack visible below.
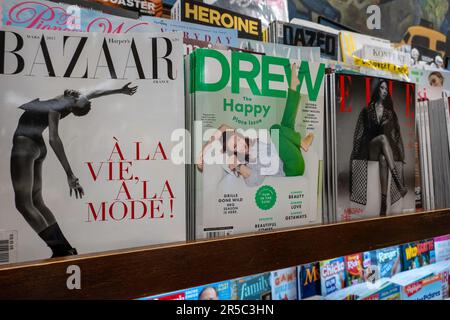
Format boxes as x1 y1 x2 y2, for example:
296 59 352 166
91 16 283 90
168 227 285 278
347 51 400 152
1 209 450 299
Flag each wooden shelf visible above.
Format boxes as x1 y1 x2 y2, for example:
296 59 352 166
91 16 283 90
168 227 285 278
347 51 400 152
1 209 450 299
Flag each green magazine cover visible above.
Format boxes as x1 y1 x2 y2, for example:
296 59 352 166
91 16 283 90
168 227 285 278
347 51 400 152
189 49 325 239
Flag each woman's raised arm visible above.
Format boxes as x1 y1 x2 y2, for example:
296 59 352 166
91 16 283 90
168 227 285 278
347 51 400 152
85 82 137 100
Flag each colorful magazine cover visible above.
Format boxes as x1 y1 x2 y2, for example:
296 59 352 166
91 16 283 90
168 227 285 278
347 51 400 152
188 49 325 239
324 282 365 300
411 68 450 98
270 267 297 300
320 257 347 296
417 260 450 299
0 0 158 32
140 290 186 300
86 0 164 17
362 251 377 282
371 246 402 279
340 31 391 65
434 234 450 262
323 282 364 300
185 281 232 300
232 273 272 300
401 239 436 271
139 280 232 300
359 45 411 70
0 27 186 264
338 31 412 80
334 73 416 221
201 0 289 27
353 44 411 81
0 0 238 46
391 272 442 300
171 0 263 40
344 253 364 286
297 262 321 299
56 0 140 19
325 278 400 300
361 281 401 300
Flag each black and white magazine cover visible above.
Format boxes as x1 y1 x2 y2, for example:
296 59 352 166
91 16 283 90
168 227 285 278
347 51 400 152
0 27 186 263
333 73 416 221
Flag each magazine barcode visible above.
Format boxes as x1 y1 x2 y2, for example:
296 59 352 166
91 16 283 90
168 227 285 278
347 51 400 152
205 231 227 239
0 240 9 263
9 233 14 251
277 21 283 38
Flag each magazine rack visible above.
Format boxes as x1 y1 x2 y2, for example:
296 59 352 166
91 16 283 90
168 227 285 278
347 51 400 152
0 209 449 299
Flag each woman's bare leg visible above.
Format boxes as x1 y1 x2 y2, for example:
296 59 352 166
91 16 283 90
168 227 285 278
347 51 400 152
32 155 76 257
10 138 49 233
11 137 76 257
32 159 56 225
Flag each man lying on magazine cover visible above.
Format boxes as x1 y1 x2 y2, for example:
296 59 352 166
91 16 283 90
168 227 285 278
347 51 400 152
350 79 407 216
10 83 138 258
197 63 314 187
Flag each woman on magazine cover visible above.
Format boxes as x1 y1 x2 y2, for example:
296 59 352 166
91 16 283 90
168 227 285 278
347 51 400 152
197 63 314 187
350 79 407 216
428 71 444 88
10 83 137 257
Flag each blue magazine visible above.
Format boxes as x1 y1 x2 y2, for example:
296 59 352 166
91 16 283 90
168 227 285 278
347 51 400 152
232 273 272 300
298 262 321 299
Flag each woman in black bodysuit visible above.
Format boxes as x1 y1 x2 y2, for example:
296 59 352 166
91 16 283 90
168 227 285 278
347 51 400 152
11 83 137 257
350 79 407 216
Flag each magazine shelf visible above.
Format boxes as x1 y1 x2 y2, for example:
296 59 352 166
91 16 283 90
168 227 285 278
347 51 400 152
0 209 449 299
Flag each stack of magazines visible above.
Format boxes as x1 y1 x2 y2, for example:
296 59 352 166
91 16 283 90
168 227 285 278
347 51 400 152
414 69 450 210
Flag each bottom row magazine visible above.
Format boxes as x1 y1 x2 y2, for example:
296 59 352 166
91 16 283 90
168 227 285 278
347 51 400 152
140 235 450 300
